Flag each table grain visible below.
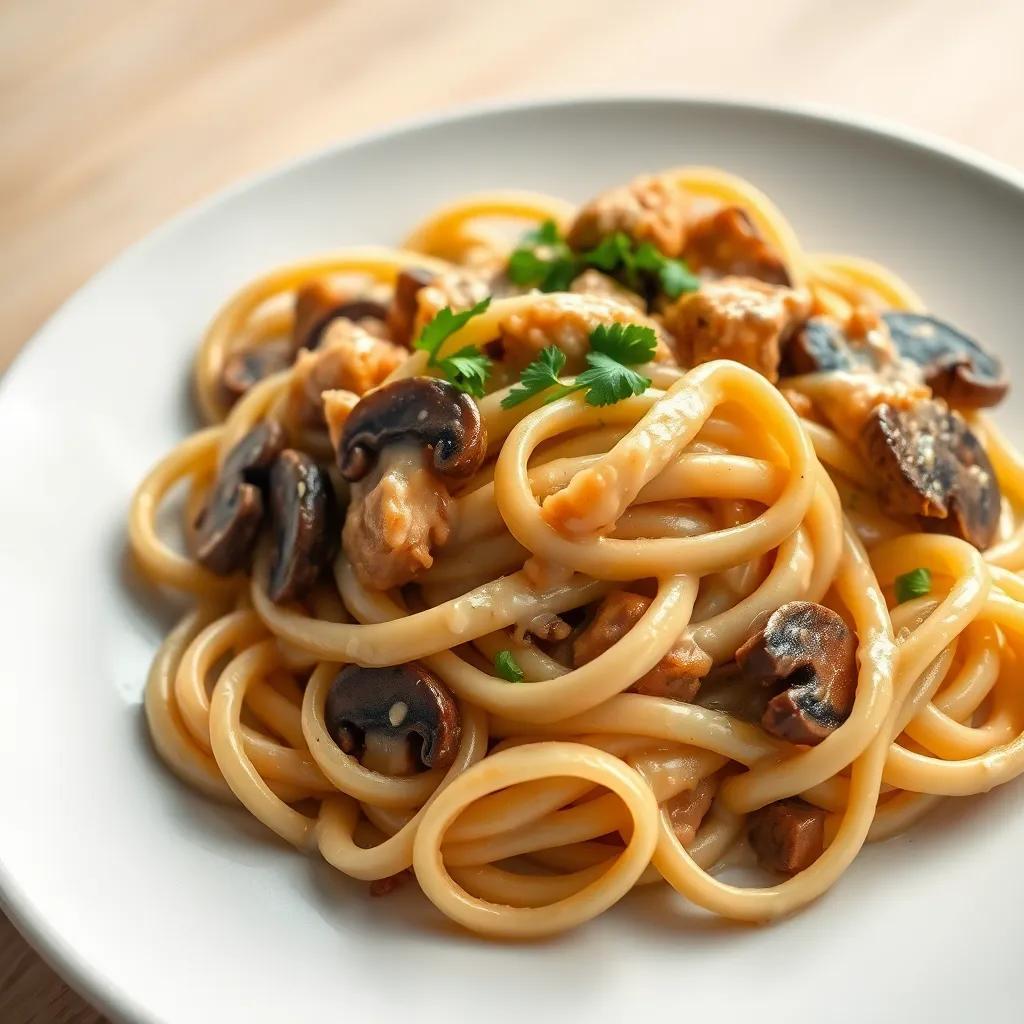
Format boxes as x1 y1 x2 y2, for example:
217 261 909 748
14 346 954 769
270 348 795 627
3 0 1023 1019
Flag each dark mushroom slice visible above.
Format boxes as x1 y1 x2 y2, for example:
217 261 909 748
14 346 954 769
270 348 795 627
781 317 862 376
336 377 487 483
220 419 286 481
323 663 461 775
221 339 296 405
735 601 857 746
860 399 1001 550
266 449 337 603
292 281 389 353
883 312 1007 409
387 267 437 346
192 421 286 574
748 798 826 874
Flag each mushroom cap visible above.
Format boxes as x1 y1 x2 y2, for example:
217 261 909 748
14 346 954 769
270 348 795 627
193 421 286 574
221 339 295 405
266 449 337 603
324 663 461 773
292 281 389 353
221 420 286 482
883 312 1007 409
335 377 487 483
736 600 857 746
861 399 1001 550
782 317 858 375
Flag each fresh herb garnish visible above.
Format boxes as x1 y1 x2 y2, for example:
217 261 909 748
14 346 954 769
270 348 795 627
508 223 700 299
494 649 524 683
414 298 493 397
507 220 578 292
895 567 932 604
501 323 655 409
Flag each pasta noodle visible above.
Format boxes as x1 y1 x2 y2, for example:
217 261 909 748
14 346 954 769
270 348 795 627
129 165 1024 937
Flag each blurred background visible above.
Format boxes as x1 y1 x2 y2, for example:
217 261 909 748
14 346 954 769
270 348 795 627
2 0 1022 1018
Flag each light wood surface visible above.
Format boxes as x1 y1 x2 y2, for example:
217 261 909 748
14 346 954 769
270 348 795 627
3 0 1023 1019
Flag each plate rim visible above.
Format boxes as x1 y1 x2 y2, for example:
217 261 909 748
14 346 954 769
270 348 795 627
4 91 1024 1024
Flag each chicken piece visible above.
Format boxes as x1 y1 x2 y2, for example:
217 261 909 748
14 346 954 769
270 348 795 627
343 446 453 590
683 206 790 285
285 320 405 429
573 591 711 700
567 174 689 256
413 267 493 333
499 292 675 373
666 777 717 848
748 798 826 875
662 276 810 381
570 269 645 311
322 389 360 454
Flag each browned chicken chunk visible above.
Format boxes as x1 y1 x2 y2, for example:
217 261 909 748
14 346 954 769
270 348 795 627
683 206 790 285
573 591 711 700
748 798 826 875
662 276 810 381
666 777 717 848
285 320 405 428
567 174 689 256
342 446 453 590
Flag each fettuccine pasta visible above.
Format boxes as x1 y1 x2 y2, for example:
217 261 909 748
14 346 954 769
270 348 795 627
129 167 1024 938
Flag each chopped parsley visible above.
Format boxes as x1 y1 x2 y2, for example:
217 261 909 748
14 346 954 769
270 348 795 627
895 567 932 604
494 649 524 683
501 323 656 409
413 298 493 397
508 221 700 299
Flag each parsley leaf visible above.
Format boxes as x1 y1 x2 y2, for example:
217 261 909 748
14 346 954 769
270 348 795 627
521 219 560 246
414 299 493 396
895 567 932 604
508 221 577 292
494 650 524 683
501 346 572 408
589 323 657 366
575 352 652 407
657 257 701 299
414 298 492 364
501 324 655 410
582 232 633 273
437 345 492 398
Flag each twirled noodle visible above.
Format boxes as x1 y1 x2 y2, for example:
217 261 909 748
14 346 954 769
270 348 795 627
129 165 1024 937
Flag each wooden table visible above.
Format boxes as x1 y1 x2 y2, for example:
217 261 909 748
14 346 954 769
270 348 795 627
3 0 1023 1019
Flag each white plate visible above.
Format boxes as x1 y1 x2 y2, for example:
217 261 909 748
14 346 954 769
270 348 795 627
3 97 1024 1024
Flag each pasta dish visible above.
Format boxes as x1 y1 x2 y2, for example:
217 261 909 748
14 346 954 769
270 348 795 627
128 167 1024 938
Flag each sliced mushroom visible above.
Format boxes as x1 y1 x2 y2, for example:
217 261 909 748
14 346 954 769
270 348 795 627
573 591 712 701
192 421 285 574
735 601 857 745
782 317 862 375
266 450 337 602
683 206 790 286
748 798 826 874
387 267 437 346
882 312 1007 409
860 399 1001 549
336 377 486 483
220 339 295 405
323 663 461 774
292 280 388 352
